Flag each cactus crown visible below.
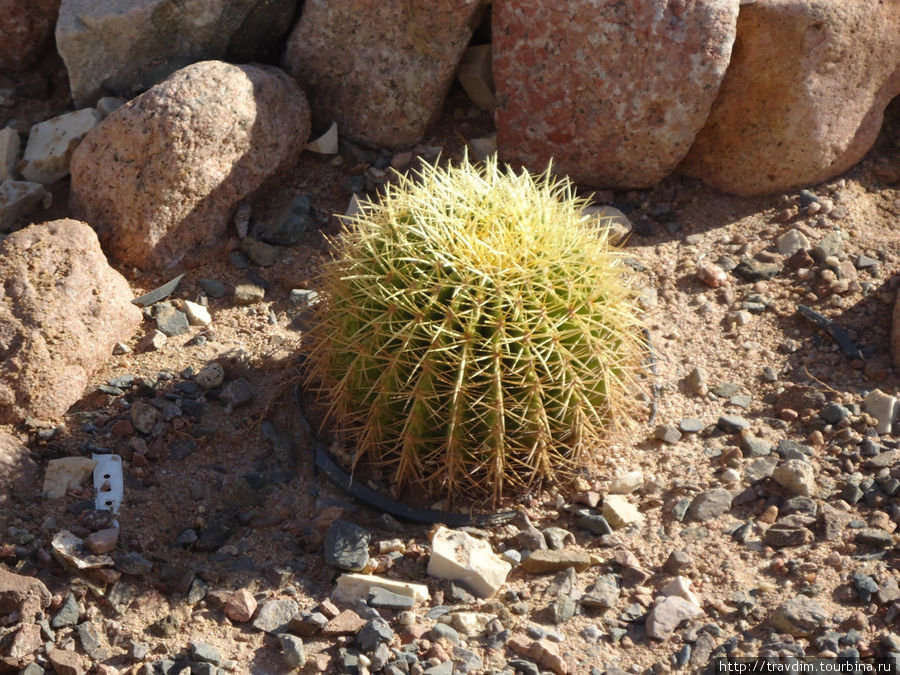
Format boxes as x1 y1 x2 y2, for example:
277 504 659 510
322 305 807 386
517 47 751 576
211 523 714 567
304 154 645 504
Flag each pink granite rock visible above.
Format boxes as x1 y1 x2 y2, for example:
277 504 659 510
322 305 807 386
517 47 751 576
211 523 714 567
0 0 61 73
70 61 310 270
224 588 257 622
0 219 141 424
681 0 900 195
493 0 738 189
283 0 483 149
0 567 51 614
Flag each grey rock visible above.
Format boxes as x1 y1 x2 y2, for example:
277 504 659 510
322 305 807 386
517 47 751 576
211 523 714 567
424 662 454 675
355 618 394 651
262 194 314 245
645 596 703 640
191 640 222 665
820 402 850 424
734 259 780 281
769 595 827 637
745 456 779 484
220 378 255 408
717 415 750 433
290 289 319 308
430 622 460 645
576 515 612 536
154 302 190 337
279 634 306 669
664 550 694 575
581 574 619 610
324 520 371 571
199 278 227 299
679 418 704 433
542 526 576 549
114 551 153 576
740 435 772 457
655 424 682 444
852 573 879 603
369 587 415 609
240 237 280 267
76 620 101 656
711 381 741 398
776 439 813 459
51 593 80 628
0 180 48 232
252 598 299 634
549 594 577 624
810 231 843 262
764 527 813 548
855 529 894 549
688 488 732 523
57 0 298 107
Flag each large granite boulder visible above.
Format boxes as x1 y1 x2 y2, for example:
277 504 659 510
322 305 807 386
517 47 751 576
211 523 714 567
0 219 141 424
0 432 39 532
681 0 900 195
0 0 61 73
493 0 739 189
283 0 484 149
70 60 310 270
55 0 298 107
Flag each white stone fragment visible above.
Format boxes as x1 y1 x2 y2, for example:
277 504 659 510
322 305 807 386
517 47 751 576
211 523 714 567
332 573 429 606
427 526 511 599
772 459 816 497
658 576 701 609
0 179 51 232
20 108 101 184
645 596 703 640
777 228 810 256
583 205 632 245
0 127 20 182
446 611 495 636
43 457 98 499
602 494 645 529
863 389 898 435
305 122 338 154
183 299 212 326
608 470 644 495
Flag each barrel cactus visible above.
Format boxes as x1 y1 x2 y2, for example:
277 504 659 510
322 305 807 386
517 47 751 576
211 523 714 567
303 155 645 503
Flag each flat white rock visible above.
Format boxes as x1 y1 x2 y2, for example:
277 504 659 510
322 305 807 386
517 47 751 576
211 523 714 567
427 526 511 599
332 573 429 606
863 389 898 435
43 457 97 499
21 108 101 184
602 494 645 529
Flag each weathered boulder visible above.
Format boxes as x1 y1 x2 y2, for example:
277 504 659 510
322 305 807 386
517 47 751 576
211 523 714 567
493 0 738 188
0 219 140 424
283 0 483 149
70 61 310 270
55 0 299 107
0 0 61 73
681 0 900 195
0 567 51 614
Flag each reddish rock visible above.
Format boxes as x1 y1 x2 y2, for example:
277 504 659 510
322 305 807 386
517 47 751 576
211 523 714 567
0 220 141 424
70 61 310 270
9 623 41 660
529 638 568 675
493 0 738 188
47 648 84 675
0 0 61 73
681 1 900 195
0 567 50 614
283 0 483 149
321 609 366 636
84 527 119 555
224 588 257 622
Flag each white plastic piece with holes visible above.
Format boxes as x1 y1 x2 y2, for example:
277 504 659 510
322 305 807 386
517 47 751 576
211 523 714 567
93 453 123 516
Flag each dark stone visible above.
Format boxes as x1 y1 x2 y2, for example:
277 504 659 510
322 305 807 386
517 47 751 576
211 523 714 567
820 402 851 424
734 259 780 282
51 593 79 628
261 194 314 245
717 415 750 433
324 520 371 571
355 618 394 651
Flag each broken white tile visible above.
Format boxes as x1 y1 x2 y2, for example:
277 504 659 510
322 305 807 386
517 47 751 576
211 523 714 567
427 526 510 599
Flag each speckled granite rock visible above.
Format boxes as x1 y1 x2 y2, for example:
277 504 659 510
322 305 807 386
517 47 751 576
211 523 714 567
283 0 483 149
681 0 900 195
0 0 61 73
0 219 140 424
493 0 738 188
70 61 310 270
